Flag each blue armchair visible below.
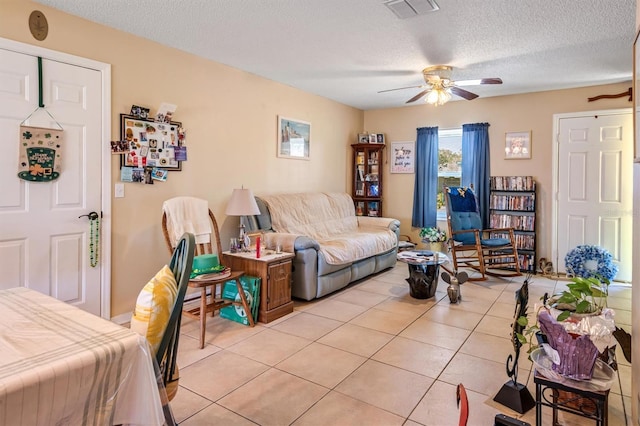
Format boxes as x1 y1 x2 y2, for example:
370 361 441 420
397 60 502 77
444 186 521 280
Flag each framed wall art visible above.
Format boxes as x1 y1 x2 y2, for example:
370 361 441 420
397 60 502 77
504 131 531 159
390 141 415 173
277 116 310 160
120 114 184 171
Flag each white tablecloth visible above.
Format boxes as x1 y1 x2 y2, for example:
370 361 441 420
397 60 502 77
0 288 164 426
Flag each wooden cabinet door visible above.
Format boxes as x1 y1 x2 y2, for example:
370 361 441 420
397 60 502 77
267 261 291 310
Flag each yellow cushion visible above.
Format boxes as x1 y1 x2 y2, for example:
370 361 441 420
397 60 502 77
130 265 177 354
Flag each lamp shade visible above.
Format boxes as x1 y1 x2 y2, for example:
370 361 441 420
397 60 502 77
225 188 260 216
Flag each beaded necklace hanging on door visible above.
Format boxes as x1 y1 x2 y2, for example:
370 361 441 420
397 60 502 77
79 211 100 267
89 214 100 267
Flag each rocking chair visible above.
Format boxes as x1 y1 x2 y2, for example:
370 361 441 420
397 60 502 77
444 186 521 280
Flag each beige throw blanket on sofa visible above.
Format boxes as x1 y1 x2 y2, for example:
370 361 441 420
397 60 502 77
261 192 396 265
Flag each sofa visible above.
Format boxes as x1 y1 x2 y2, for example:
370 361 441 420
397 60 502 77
244 192 400 300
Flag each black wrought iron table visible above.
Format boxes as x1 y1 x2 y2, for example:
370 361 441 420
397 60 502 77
534 371 610 426
396 250 449 299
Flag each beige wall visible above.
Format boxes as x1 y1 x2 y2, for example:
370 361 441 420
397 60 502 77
1 1 634 325
1 1 363 317
365 85 631 263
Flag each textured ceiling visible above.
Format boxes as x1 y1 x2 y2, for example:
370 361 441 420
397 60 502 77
35 0 636 110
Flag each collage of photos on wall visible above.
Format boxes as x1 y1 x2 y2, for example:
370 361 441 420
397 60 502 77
111 105 187 185
357 133 385 144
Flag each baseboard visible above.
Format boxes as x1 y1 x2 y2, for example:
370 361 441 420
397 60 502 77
111 311 132 325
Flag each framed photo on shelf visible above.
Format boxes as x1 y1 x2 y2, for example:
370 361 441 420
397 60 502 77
504 131 532 159
278 116 310 160
120 114 183 171
390 141 415 173
357 133 369 144
367 183 379 197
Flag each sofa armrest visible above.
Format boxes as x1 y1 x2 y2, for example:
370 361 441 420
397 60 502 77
357 216 400 233
263 232 320 253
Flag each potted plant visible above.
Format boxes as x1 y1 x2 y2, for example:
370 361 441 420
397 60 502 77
546 275 610 321
516 274 615 382
516 275 610 351
419 227 448 253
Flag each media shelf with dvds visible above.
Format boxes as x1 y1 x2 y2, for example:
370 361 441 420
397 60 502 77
489 176 537 273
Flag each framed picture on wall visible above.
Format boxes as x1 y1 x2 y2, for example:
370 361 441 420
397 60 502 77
278 116 310 160
120 114 183 171
390 141 415 173
504 131 532 159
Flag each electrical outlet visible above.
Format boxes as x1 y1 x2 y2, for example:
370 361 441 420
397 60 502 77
115 183 125 198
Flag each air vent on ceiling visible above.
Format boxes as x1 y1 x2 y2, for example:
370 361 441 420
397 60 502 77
384 0 440 19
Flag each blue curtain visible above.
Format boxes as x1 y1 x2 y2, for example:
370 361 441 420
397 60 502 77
412 126 438 228
461 122 490 228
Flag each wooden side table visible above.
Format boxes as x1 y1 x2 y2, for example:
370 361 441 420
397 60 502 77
222 251 295 323
184 270 255 349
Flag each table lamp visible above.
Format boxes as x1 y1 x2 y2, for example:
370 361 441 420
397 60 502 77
225 187 260 251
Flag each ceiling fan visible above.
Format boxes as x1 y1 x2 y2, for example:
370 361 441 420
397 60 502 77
379 65 503 105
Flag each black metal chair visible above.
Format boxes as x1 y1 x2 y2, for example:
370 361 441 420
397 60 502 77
156 232 195 424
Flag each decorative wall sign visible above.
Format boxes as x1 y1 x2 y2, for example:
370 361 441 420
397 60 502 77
390 141 415 173
18 125 63 182
277 116 310 160
120 114 183 171
504 131 532 159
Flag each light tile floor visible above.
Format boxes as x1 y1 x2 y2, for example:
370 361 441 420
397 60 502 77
171 263 632 425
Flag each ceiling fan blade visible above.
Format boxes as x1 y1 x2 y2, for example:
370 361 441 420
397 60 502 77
479 78 503 85
455 78 503 86
450 87 479 100
378 85 425 93
406 89 429 103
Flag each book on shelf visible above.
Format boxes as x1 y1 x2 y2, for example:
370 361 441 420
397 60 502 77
489 213 535 231
490 176 535 191
490 194 535 211
493 232 535 250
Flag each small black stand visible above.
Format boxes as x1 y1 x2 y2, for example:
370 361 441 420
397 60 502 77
405 263 440 299
494 380 535 414
494 276 535 414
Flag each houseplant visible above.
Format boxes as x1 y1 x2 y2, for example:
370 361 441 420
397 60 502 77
419 227 447 253
547 275 610 321
516 275 611 350
516 274 615 380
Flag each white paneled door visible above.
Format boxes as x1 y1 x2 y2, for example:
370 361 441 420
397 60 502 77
0 47 104 315
555 110 632 282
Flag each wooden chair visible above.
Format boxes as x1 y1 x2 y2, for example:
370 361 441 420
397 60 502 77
444 186 521 280
162 198 255 349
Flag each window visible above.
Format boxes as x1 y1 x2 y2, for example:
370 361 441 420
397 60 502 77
437 128 462 220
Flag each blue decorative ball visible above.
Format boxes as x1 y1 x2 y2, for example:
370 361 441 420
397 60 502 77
564 245 618 280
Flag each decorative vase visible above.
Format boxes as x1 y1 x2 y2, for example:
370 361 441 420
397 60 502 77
427 241 445 254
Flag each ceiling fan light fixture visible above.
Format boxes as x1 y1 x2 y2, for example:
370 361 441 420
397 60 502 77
425 87 451 106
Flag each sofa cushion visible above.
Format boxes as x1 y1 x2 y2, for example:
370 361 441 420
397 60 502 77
262 192 396 265
318 231 396 265
262 192 358 239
